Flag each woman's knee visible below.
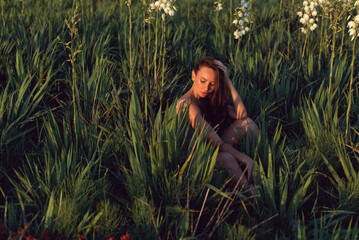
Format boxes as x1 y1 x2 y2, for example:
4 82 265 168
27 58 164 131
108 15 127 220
232 117 259 138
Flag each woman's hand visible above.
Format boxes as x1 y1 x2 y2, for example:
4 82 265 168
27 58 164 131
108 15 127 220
243 157 254 183
213 60 230 82
221 143 255 182
233 151 254 182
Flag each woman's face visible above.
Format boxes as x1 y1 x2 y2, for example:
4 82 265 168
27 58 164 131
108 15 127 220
192 66 217 98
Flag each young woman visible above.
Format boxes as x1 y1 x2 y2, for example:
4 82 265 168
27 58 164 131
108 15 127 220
176 57 260 193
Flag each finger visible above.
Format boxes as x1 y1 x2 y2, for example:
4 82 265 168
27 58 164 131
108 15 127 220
213 60 226 71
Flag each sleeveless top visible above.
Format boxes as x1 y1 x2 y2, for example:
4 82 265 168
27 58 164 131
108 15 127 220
176 98 234 137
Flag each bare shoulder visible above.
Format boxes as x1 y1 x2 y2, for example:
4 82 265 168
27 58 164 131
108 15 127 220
176 92 192 112
176 98 203 118
176 98 190 109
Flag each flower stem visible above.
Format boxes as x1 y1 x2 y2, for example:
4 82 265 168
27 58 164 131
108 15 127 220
1 0 5 29
153 12 158 102
161 19 166 102
302 33 308 58
329 10 338 90
90 0 94 16
346 38 356 138
187 0 190 20
318 12 324 70
230 0 233 26
147 20 151 75
128 2 133 90
339 17 345 58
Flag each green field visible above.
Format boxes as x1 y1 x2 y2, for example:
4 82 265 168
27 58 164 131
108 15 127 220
0 0 359 239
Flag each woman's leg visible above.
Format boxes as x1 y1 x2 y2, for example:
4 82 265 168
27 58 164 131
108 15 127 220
216 152 252 190
220 117 260 146
219 117 261 187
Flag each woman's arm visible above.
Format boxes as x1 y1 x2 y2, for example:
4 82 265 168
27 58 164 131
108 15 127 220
226 78 247 120
214 60 247 120
187 102 223 146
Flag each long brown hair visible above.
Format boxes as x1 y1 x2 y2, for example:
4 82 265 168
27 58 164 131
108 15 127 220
193 57 229 130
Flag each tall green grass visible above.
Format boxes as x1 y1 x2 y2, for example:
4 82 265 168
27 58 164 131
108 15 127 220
0 0 358 239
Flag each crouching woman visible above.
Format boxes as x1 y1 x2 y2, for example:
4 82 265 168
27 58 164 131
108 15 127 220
176 57 260 194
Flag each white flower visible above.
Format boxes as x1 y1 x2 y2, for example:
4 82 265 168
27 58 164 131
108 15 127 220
233 1 251 40
214 1 223 11
298 0 319 34
355 1 359 7
348 28 356 40
347 15 359 41
242 1 250 8
234 29 240 39
168 9 175 16
148 0 176 18
348 21 357 29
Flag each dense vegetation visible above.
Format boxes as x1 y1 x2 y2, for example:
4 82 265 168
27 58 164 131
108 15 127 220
0 0 358 239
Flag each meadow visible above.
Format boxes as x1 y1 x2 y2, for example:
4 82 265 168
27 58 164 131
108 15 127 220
0 0 359 239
